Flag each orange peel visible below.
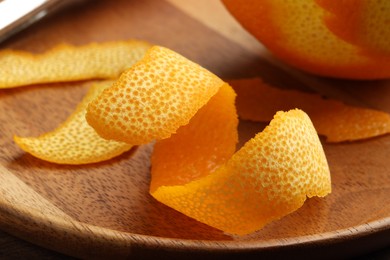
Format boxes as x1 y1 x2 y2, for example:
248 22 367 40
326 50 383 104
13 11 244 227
0 40 151 88
150 83 239 192
86 46 224 145
151 104 331 235
317 0 390 56
230 77 390 142
82 46 331 234
14 81 133 164
4 38 332 234
222 0 390 79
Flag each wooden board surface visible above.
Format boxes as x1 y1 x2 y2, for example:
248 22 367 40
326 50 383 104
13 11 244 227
0 0 390 259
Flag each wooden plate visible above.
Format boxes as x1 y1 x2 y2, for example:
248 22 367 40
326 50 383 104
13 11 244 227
0 0 389 258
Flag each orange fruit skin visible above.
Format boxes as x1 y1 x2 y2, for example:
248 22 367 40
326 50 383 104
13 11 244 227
0 40 151 88
14 81 133 164
229 77 390 142
317 0 390 56
222 0 390 79
86 46 224 145
150 83 238 192
151 108 331 235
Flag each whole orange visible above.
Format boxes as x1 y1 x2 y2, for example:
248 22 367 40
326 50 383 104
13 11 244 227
222 0 390 79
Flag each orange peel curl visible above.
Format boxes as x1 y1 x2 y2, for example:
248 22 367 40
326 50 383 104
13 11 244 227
79 45 331 234
151 103 331 235
14 81 133 164
0 40 151 88
230 77 390 142
86 46 224 145
150 83 239 192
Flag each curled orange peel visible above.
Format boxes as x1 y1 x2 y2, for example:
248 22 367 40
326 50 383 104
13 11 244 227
150 83 239 192
0 40 151 88
86 46 224 145
230 77 390 142
7 42 330 233
14 81 133 164
151 104 331 235
85 46 331 234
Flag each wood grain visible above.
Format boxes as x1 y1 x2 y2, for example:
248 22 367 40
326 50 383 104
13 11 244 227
0 0 389 258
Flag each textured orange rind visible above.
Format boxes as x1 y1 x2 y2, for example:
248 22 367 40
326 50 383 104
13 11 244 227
151 107 331 235
14 81 133 164
150 83 239 192
86 46 225 145
317 0 390 56
230 78 390 142
9 42 332 235
222 0 390 79
0 40 151 88
85 46 330 235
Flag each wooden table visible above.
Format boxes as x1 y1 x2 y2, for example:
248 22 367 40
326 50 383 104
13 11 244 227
0 0 390 259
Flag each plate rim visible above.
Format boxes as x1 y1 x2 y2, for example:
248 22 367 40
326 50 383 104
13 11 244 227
0 194 389 257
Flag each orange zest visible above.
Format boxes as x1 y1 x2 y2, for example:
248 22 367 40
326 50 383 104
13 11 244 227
0 40 151 88
230 77 390 142
86 46 225 145
6 41 332 235
151 106 331 235
150 84 239 192
14 81 133 164
85 46 331 235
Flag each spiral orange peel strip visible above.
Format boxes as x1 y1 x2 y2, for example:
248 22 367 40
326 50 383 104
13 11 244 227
86 46 331 235
152 106 331 235
86 46 224 145
150 83 239 193
14 81 133 164
0 40 151 88
230 77 390 142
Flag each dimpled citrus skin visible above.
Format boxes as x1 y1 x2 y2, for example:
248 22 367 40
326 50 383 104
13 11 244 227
0 40 151 88
222 0 390 79
14 81 133 164
229 78 390 142
230 78 390 142
317 0 390 56
86 46 225 145
152 109 331 235
150 83 238 192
